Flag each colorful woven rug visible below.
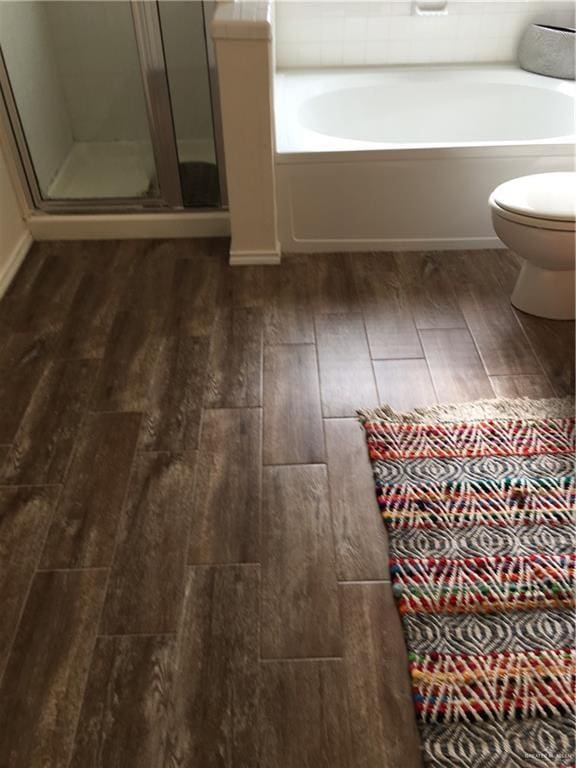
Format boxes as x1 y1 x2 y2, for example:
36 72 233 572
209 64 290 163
359 398 576 768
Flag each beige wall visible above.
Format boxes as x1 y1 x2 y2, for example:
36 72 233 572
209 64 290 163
0 139 29 294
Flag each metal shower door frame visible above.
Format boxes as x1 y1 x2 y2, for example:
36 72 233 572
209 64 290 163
201 0 228 208
131 0 183 209
0 0 225 213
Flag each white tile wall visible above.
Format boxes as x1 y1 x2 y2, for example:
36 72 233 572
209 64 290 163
275 0 576 67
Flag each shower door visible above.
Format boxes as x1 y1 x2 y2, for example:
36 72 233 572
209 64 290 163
0 0 223 211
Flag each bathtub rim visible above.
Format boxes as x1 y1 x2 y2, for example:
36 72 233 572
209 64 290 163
275 141 576 165
275 63 576 158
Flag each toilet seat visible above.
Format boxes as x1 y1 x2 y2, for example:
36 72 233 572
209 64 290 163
489 198 576 232
489 171 576 234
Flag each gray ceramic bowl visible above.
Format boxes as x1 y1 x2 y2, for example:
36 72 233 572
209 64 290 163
518 23 575 80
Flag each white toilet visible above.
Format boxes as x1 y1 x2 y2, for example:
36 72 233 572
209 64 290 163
489 172 576 320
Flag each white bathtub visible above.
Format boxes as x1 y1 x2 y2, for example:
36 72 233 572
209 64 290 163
274 65 576 251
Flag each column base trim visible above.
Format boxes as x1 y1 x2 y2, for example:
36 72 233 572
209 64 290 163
229 246 281 266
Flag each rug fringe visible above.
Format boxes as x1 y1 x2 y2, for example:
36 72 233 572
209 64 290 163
357 396 575 425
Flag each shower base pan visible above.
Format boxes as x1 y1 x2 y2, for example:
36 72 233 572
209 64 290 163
47 139 216 203
48 141 155 200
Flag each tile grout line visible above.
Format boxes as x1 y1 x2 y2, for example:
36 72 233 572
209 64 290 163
0 482 63 490
258 353 265 662
262 459 328 468
312 311 346 660
179 369 206 612
35 566 110 573
96 631 178 639
510 309 561 396
459 295 545 384
312 314 331 427
369 356 427 363
458 317 497 398
260 655 345 664
416 328 443 405
362 308 383 407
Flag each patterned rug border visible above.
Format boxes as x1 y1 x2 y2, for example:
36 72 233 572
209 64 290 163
358 396 574 425
358 394 575 765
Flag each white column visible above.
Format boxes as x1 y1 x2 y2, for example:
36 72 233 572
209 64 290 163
212 1 280 266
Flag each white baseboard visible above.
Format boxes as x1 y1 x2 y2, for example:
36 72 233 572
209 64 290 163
28 211 230 241
229 246 282 265
0 231 33 299
281 236 506 253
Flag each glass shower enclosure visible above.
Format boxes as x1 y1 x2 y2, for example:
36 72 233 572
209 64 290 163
0 0 225 211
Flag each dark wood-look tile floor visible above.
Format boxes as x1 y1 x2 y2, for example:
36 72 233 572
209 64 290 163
0 240 573 768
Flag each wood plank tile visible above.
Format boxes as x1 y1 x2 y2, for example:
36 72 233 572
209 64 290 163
0 246 47 331
315 313 378 417
167 256 223 337
490 374 556 399
141 335 209 452
0 570 107 768
2 246 85 334
259 660 353 768
100 452 196 635
341 583 422 768
396 252 466 330
231 264 268 308
166 565 259 767
419 328 494 403
0 486 59 678
513 312 575 396
325 419 388 581
311 253 361 315
0 330 55 443
456 285 540 376
70 635 174 768
373 359 437 412
41 412 141 569
56 249 135 359
204 307 263 408
122 241 175 318
175 236 226 263
353 253 423 359
263 344 324 465
188 409 261 565
448 249 521 300
264 257 315 344
91 310 163 412
261 465 341 658
1 359 98 485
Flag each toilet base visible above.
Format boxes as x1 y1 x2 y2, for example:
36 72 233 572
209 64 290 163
511 262 575 320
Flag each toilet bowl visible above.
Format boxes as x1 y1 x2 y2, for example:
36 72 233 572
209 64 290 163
489 172 576 320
